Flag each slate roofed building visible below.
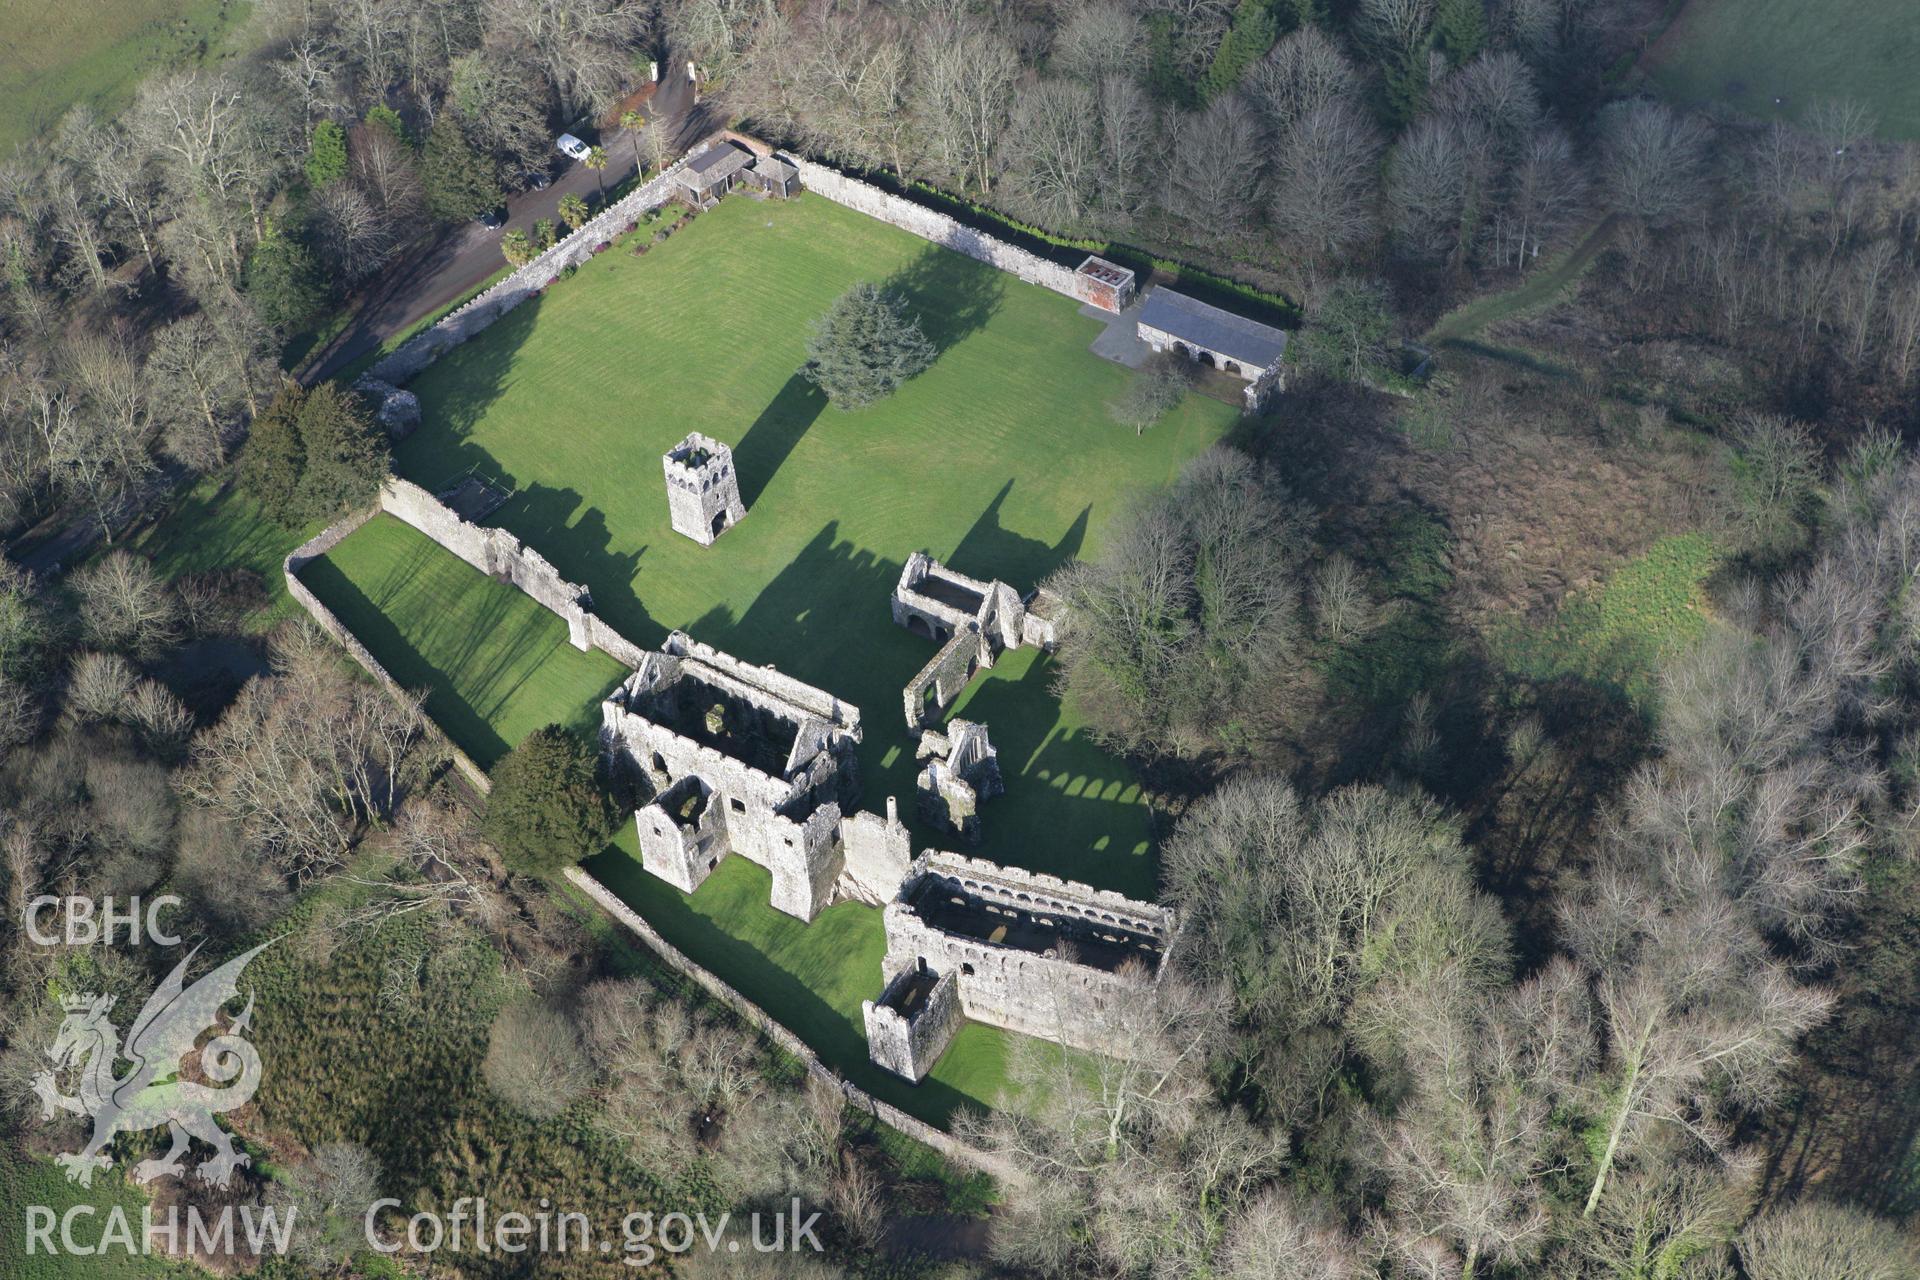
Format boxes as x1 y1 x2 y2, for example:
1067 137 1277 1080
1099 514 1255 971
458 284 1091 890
749 156 801 198
675 142 756 206
1135 287 1289 380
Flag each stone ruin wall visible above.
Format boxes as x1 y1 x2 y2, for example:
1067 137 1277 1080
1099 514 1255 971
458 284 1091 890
879 852 1172 1056
600 663 852 921
839 803 914 906
664 631 861 732
863 967 964 1082
378 478 593 640
902 629 992 730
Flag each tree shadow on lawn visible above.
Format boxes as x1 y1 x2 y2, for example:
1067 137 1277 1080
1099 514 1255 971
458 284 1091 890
881 242 1005 358
735 373 829 509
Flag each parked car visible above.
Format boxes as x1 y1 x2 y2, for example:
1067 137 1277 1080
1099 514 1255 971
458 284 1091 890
475 208 505 230
556 133 592 162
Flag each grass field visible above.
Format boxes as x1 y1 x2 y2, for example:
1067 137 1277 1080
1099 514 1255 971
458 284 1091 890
0 1147 183 1279
296 190 1235 1109
301 514 629 767
391 191 1230 895
1643 0 1920 139
1492 533 1723 707
0 0 249 156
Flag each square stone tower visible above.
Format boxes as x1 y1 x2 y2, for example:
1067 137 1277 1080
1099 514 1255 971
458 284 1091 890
663 432 747 545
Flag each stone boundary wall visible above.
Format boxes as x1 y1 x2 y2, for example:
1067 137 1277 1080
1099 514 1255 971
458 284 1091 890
565 867 1019 1183
785 154 1101 307
379 478 592 629
362 143 719 387
283 512 493 793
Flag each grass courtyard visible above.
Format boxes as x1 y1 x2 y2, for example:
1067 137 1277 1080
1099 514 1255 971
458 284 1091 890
0 0 250 156
1642 0 1920 139
299 189 1237 1118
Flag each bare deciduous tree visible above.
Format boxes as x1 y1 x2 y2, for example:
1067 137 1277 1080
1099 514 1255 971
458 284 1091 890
915 12 1017 195
1735 1199 1920 1280
71 552 180 657
483 997 595 1120
1597 98 1710 229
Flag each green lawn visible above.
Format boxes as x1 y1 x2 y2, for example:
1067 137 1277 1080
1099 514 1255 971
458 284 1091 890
392 190 1227 892
0 1147 185 1279
1642 0 1920 139
327 190 1236 1110
130 477 326 626
298 514 628 768
1491 533 1723 708
0 0 249 156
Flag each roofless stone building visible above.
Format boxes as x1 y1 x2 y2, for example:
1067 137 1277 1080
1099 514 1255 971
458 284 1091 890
863 852 1175 1080
603 632 866 920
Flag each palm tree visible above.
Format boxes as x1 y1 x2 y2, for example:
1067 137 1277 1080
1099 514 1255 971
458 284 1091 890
585 146 608 201
620 111 647 175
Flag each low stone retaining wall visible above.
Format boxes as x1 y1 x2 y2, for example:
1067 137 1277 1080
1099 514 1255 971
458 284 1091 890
362 143 718 388
283 511 493 793
566 866 1019 1184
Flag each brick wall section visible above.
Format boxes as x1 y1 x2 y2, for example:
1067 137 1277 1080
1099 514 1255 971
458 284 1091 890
565 867 1019 1183
283 511 493 793
362 143 720 388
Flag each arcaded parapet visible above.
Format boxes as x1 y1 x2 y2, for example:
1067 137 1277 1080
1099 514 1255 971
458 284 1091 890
663 432 748 546
878 851 1172 1056
864 967 964 1082
601 634 861 921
